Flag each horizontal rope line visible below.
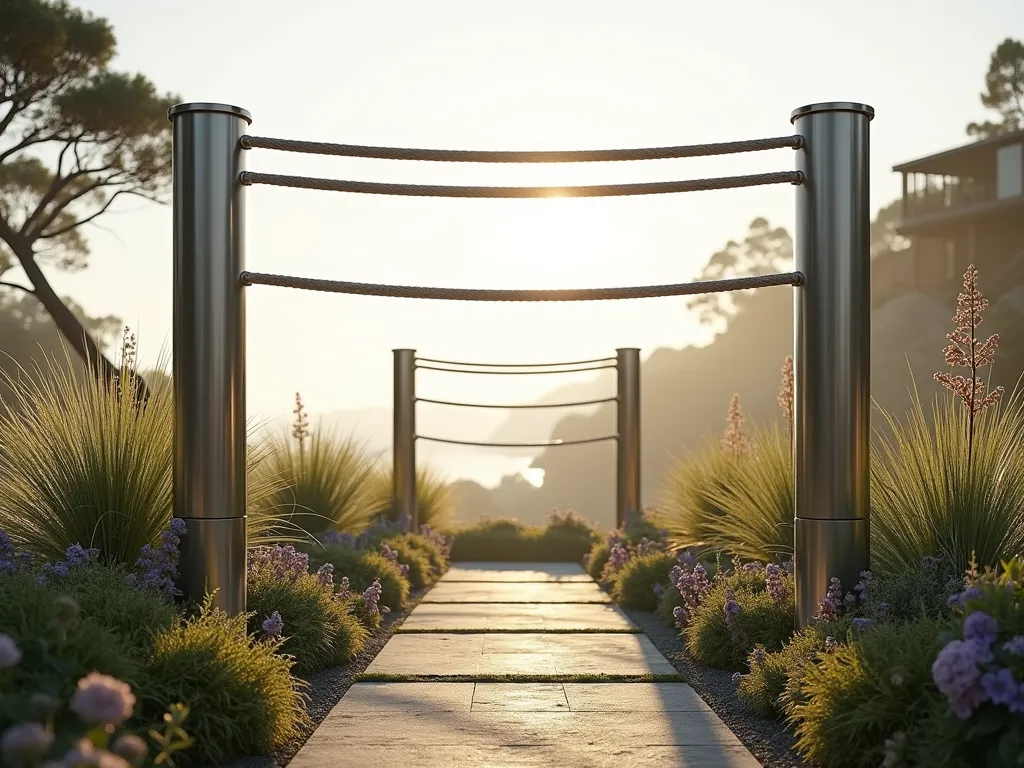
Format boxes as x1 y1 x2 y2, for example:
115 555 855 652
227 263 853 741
239 271 804 301
416 396 618 409
416 363 618 375
415 356 616 368
240 134 803 163
239 170 802 198
416 434 617 448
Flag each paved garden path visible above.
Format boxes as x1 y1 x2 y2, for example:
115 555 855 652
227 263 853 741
291 562 761 767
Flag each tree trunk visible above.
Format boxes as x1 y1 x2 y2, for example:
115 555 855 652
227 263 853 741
13 243 149 404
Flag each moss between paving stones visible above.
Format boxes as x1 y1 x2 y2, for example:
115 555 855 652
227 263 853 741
355 672 687 683
396 627 644 634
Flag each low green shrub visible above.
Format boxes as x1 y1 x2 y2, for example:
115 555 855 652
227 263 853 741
389 532 448 576
247 557 368 675
0 572 142 730
56 561 179 657
450 513 598 562
862 554 961 623
584 540 610 580
789 618 948 768
611 552 678 611
684 567 794 670
621 509 665 544
380 536 436 589
306 545 409 612
139 601 307 767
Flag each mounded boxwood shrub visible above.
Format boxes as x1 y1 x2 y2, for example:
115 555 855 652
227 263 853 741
306 544 409 612
139 602 307 767
611 551 678 611
684 569 794 670
380 536 436 589
389 532 448 576
247 567 368 675
788 618 948 768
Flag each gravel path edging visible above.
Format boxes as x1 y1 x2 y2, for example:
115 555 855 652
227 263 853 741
626 608 807 768
219 585 431 768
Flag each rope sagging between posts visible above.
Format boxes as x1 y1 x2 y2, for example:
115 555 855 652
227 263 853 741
416 434 617 448
239 134 804 163
239 270 805 301
238 171 803 199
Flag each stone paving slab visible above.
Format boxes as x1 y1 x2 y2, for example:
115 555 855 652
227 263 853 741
472 683 569 711
443 561 592 582
423 580 610 603
399 602 636 631
290 743 761 767
364 633 677 677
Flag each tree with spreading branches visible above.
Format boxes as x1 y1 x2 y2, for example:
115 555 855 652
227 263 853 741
0 0 178 390
966 38 1024 139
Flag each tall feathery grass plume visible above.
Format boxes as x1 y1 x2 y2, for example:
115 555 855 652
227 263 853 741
933 264 1004 466
722 394 750 455
778 356 794 456
871 265 1024 573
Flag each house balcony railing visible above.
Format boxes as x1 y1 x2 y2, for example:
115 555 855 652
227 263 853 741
902 179 995 222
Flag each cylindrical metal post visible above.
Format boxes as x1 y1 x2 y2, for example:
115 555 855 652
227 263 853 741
393 349 418 530
616 348 641 529
791 102 874 628
169 102 251 615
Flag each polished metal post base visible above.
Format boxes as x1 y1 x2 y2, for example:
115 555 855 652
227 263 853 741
794 517 870 627
178 516 248 616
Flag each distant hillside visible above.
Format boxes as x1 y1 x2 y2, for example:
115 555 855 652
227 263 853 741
475 282 1007 530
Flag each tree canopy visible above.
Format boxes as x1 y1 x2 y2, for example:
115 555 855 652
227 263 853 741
966 38 1024 139
0 0 178 389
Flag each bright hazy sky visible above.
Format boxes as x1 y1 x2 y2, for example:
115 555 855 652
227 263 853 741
46 1 1024 429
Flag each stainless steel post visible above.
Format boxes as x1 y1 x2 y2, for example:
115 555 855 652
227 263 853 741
791 102 874 628
169 102 251 615
616 348 641 529
393 349 418 530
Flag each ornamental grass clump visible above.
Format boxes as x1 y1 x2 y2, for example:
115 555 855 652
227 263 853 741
260 394 378 537
611 551 678 611
872 265 1024 575
0 333 290 564
246 544 369 675
367 463 455 530
140 598 307 767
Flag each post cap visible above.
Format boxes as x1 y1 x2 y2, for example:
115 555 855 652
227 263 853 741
790 102 874 124
167 102 252 124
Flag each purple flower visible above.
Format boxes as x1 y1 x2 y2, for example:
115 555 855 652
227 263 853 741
724 590 743 636
70 672 136 726
652 583 664 597
877 602 890 618
262 611 284 639
948 586 984 610
932 639 992 718
248 544 309 582
1002 635 1024 656
852 617 872 631
633 538 661 557
363 578 384 615
130 518 187 599
678 549 695 568
111 733 148 767
317 563 335 588
0 634 21 669
963 611 999 647
1 722 55 764
672 605 688 627
741 562 762 573
750 647 766 666
336 576 351 601
824 636 838 653
764 563 787 604
981 668 1019 707
853 570 873 602
815 577 844 622
63 737 131 768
